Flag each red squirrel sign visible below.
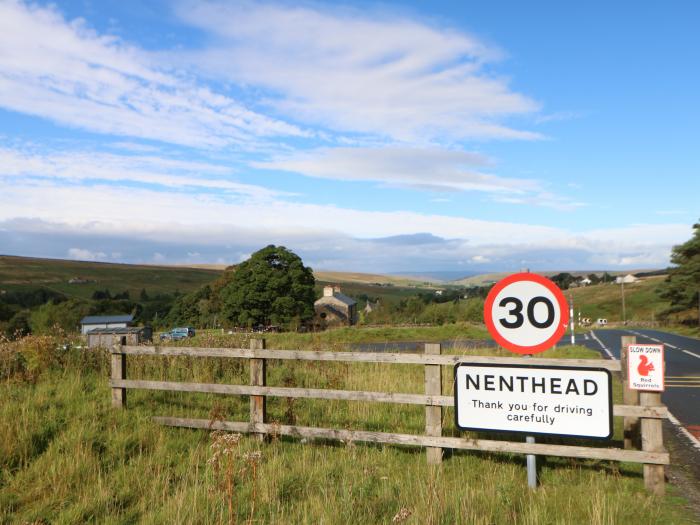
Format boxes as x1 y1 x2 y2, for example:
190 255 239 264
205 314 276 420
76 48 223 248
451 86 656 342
627 344 665 391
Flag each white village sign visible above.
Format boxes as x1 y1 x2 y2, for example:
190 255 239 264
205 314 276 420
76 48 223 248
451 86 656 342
455 363 613 439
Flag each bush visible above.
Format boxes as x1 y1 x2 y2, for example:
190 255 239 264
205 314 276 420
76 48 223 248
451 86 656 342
0 334 107 382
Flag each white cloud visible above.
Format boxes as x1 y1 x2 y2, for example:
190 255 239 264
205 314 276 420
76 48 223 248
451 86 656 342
0 145 287 200
256 146 585 208
0 181 689 271
67 248 107 261
255 147 538 193
176 1 541 142
0 1 304 149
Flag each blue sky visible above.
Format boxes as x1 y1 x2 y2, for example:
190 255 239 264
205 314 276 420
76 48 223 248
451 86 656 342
0 0 697 273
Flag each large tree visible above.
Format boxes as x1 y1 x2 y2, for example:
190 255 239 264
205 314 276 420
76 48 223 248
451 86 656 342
221 245 315 328
658 221 700 323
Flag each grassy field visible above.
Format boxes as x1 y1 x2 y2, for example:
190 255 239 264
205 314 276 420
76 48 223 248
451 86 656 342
0 255 221 300
565 277 669 324
188 323 491 347
0 333 696 524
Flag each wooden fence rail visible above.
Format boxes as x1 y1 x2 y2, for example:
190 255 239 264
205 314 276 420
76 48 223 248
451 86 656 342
110 339 668 495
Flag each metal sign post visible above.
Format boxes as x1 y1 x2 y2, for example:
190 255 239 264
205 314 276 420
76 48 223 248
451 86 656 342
525 354 537 489
526 435 537 489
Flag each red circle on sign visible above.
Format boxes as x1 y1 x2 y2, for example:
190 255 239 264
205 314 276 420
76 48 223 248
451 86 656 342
484 272 570 355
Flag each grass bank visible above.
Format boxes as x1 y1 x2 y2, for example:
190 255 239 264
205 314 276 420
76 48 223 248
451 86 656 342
189 323 490 349
0 335 696 524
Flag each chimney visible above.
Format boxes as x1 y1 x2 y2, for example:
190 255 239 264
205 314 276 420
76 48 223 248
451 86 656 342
333 285 341 293
323 286 334 297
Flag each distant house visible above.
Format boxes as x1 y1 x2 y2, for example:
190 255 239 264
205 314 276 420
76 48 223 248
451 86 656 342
86 326 152 349
68 277 91 284
80 314 134 335
314 286 357 329
579 277 592 286
363 300 379 315
615 274 638 285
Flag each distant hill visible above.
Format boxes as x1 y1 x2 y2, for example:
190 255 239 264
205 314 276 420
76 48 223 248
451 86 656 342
450 270 661 287
0 255 221 299
313 270 439 287
566 275 669 323
391 270 479 282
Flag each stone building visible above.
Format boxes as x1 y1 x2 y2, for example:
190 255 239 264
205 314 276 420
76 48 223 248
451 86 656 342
313 286 357 329
86 326 152 349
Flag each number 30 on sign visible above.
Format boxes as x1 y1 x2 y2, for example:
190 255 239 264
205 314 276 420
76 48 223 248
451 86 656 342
484 273 570 355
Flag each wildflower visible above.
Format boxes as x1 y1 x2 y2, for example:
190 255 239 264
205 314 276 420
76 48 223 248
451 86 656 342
392 507 412 523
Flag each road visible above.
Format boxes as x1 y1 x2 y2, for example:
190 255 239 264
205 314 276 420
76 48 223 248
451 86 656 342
569 328 700 439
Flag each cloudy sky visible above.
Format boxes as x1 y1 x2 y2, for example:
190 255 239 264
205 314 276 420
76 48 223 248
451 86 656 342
0 0 697 274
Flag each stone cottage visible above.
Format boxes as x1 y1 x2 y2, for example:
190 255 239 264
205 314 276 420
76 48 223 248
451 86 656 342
313 286 357 329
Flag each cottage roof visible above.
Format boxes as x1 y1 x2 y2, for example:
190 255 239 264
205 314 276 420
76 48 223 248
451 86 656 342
332 292 356 306
81 314 134 325
315 292 356 307
86 326 144 335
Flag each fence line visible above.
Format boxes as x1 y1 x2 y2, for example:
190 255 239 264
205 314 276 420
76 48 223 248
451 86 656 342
110 339 667 495
120 344 622 370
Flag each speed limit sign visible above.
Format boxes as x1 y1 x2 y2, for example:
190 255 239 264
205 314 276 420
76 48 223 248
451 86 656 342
484 273 569 354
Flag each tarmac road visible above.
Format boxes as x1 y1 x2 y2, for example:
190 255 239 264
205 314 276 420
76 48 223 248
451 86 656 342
568 328 700 438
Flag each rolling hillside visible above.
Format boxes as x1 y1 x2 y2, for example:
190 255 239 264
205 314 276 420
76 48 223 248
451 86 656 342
0 255 221 299
565 276 670 323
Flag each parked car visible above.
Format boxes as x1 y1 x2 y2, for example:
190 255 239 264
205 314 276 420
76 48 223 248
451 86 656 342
160 327 195 341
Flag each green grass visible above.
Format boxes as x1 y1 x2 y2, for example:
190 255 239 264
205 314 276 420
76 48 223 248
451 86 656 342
314 279 436 304
188 323 490 349
567 277 669 324
0 335 696 524
0 255 221 300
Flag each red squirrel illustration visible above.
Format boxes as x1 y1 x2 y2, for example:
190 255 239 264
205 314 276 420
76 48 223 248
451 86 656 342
637 355 655 376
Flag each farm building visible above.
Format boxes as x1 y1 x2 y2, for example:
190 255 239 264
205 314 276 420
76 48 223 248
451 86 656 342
314 286 357 329
86 326 152 349
80 314 134 335
615 274 639 284
363 300 379 315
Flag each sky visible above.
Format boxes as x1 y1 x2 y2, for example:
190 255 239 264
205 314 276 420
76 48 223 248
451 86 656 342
0 0 698 275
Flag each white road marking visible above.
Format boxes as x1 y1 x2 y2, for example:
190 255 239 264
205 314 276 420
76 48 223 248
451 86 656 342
666 343 678 349
667 411 700 450
683 350 700 359
590 331 614 359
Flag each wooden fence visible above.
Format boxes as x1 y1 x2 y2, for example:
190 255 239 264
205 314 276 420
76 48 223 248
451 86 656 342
110 339 668 495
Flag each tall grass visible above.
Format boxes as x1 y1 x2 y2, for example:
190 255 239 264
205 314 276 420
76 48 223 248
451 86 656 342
0 334 695 524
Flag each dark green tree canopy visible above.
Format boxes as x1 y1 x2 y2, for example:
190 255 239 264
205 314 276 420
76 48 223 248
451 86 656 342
221 245 315 328
659 221 700 318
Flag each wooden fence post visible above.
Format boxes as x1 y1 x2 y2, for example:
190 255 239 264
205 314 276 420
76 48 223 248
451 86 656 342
620 335 640 449
250 338 267 441
111 337 127 408
641 392 665 496
424 343 442 464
